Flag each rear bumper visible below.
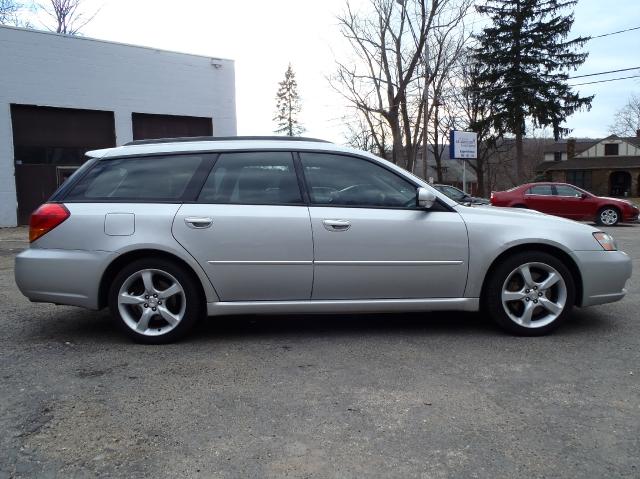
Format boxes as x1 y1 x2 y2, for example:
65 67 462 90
574 250 632 307
15 248 113 309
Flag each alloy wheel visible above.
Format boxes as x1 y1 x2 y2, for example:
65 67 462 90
117 268 186 337
501 262 567 329
600 208 619 226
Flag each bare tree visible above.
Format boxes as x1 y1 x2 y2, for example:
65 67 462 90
332 0 473 173
0 0 31 26
39 0 97 34
609 94 640 137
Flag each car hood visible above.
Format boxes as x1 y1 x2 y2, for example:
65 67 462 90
455 203 598 229
454 204 603 251
598 196 634 206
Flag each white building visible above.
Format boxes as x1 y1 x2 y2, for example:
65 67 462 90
0 25 236 226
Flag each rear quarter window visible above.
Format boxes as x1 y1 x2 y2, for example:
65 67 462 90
64 154 207 201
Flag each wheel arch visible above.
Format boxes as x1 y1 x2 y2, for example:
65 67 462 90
598 204 622 214
480 243 583 307
98 248 211 310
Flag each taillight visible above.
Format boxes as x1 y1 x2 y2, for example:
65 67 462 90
29 203 70 243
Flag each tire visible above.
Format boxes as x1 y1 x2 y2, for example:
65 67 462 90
483 251 575 336
108 257 203 344
596 206 621 226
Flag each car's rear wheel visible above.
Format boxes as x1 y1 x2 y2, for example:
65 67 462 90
484 252 575 336
108 258 202 343
596 206 620 226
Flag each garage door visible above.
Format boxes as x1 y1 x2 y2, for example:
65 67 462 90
11 104 116 225
132 113 213 140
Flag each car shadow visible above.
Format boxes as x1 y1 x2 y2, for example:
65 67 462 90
27 306 617 345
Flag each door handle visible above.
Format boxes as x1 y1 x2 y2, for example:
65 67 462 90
184 217 213 229
322 219 351 232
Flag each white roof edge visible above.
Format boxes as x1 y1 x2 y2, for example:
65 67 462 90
0 25 234 63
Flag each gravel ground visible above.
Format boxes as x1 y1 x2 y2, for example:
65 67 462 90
0 224 638 478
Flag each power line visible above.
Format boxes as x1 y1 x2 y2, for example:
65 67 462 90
569 74 640 87
590 25 640 39
570 66 640 79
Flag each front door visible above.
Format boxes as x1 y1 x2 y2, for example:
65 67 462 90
173 151 313 301
552 184 595 219
299 152 469 299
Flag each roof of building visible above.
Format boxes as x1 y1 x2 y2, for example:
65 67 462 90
540 156 640 171
0 24 233 62
542 139 595 154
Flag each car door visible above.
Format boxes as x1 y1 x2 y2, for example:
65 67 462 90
298 152 469 300
523 184 556 213
553 184 595 219
172 151 313 301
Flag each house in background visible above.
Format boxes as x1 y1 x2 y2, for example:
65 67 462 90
537 134 640 197
0 25 236 226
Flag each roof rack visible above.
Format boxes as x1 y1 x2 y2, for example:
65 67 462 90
124 136 331 146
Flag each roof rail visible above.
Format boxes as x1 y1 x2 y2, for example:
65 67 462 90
124 136 331 146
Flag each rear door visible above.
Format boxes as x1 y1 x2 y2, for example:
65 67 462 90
523 184 557 214
299 152 469 300
172 151 313 301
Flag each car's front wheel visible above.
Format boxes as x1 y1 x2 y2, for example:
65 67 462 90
596 207 620 226
108 258 202 343
484 252 575 336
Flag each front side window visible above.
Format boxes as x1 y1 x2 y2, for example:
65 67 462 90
526 185 553 196
554 185 582 197
198 152 302 204
65 154 205 201
300 153 416 208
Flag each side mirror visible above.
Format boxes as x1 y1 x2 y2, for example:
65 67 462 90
417 187 437 209
580 193 588 199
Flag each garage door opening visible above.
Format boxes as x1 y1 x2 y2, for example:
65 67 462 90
11 104 116 225
132 113 213 141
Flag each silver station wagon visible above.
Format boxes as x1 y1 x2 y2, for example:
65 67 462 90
15 137 632 343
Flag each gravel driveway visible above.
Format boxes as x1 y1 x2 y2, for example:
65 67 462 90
1 224 638 478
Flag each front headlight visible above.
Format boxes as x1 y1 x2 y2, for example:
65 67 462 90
593 232 618 251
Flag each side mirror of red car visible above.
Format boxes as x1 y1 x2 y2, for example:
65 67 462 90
580 193 588 199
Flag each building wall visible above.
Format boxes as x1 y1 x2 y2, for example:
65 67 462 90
0 26 236 226
551 169 640 197
577 139 640 158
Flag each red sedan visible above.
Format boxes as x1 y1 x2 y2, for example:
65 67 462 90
491 182 639 226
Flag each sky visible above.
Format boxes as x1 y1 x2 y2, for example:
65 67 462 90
31 0 640 143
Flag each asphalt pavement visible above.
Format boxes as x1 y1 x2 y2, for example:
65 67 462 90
1 224 638 478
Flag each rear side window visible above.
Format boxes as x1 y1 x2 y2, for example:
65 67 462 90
198 152 302 204
65 154 205 201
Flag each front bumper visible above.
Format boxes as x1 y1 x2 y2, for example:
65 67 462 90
15 248 114 309
573 250 632 307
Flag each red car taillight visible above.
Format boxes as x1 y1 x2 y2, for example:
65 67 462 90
29 203 70 243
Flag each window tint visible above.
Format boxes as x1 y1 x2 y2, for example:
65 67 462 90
555 185 582 197
198 152 302 204
300 153 416 208
66 154 205 201
526 185 553 196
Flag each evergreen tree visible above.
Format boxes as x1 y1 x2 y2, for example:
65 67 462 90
273 64 304 136
474 0 592 181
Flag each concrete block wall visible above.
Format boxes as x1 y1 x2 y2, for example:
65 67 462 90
0 26 236 226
